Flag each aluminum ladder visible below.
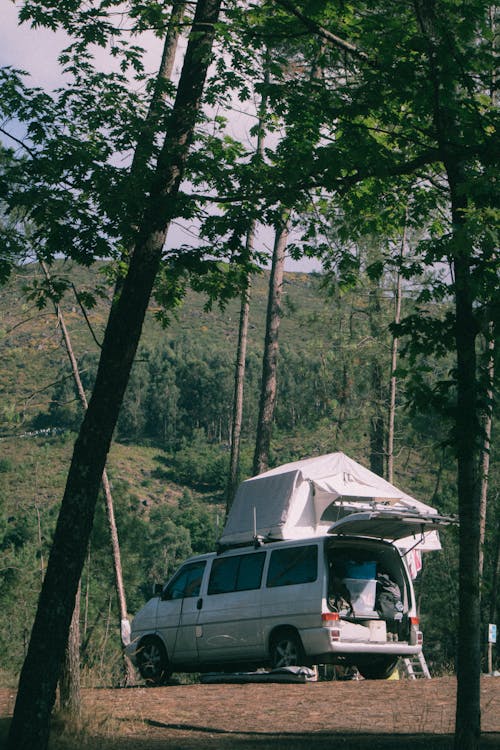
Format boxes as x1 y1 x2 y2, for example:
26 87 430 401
401 651 431 679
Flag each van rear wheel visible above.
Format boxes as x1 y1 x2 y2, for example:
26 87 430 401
270 630 305 668
356 656 398 680
137 636 171 685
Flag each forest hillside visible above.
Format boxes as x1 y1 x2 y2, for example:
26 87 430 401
0 261 497 684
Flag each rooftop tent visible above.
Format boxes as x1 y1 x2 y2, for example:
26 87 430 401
219 452 442 551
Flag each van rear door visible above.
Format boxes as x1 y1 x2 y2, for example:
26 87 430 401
327 510 456 544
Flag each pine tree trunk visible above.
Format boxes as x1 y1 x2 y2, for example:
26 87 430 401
226 276 251 511
478 324 494 581
451 197 481 750
253 214 289 476
367 281 385 477
226 71 268 509
387 226 404 484
6 3 221 747
59 584 81 717
412 5 483 745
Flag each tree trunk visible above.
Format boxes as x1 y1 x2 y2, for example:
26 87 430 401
226 71 268 509
478 324 495 581
59 584 81 717
7 2 221 747
412 4 483 745
43 262 136 685
126 3 187 204
116 1 187 289
387 225 405 484
451 198 481 750
253 213 290 476
226 275 251 511
367 279 385 477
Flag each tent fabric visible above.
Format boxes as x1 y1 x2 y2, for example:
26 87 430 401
219 452 441 551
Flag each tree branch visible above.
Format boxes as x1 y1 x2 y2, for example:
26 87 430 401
274 0 372 64
0 126 37 159
71 283 103 350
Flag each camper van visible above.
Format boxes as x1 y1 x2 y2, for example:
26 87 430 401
127 453 452 682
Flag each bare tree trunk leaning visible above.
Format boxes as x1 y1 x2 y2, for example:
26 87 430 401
42 262 136 685
7 2 221 747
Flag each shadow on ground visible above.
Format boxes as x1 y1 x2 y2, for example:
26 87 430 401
2 717 499 750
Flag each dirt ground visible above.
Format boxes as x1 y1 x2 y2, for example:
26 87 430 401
1 676 500 749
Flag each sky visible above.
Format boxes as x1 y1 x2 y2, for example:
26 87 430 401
0 1 322 273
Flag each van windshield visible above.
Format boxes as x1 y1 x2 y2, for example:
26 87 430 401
163 560 206 600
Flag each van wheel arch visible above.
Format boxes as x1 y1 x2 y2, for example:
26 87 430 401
269 627 306 668
136 635 171 685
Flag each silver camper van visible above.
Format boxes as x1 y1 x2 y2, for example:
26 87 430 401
127 453 452 682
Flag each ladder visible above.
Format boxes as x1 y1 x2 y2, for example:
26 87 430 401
401 651 431 679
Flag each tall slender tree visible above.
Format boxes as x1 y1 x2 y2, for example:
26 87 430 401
6 1 221 746
226 70 269 509
253 212 290 475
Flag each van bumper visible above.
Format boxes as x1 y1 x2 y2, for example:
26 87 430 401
301 627 421 658
125 637 141 665
326 642 421 655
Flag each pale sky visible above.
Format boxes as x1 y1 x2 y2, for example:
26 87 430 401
0 1 321 272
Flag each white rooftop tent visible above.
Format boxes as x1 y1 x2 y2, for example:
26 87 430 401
219 452 442 551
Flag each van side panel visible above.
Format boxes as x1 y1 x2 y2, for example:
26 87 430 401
197 550 266 663
197 587 263 662
260 543 323 654
156 597 200 662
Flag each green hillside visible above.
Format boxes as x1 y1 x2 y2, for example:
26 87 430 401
0 261 497 684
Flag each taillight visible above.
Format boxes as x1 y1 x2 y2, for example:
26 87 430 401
417 631 423 645
410 616 420 626
322 612 340 622
323 612 341 641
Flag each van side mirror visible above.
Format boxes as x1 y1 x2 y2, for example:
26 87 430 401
153 583 163 596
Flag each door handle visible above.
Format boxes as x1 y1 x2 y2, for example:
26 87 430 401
197 597 203 610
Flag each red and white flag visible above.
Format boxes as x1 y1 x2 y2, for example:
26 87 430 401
407 549 422 579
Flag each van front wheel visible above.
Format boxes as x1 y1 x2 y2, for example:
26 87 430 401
270 630 305 668
137 636 171 685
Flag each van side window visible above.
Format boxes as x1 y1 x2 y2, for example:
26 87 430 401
266 545 318 588
163 560 206 600
208 552 265 595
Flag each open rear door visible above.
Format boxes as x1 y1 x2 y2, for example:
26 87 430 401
327 510 457 549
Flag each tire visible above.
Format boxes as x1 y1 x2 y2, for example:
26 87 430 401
136 636 170 685
270 630 305 668
356 656 398 680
